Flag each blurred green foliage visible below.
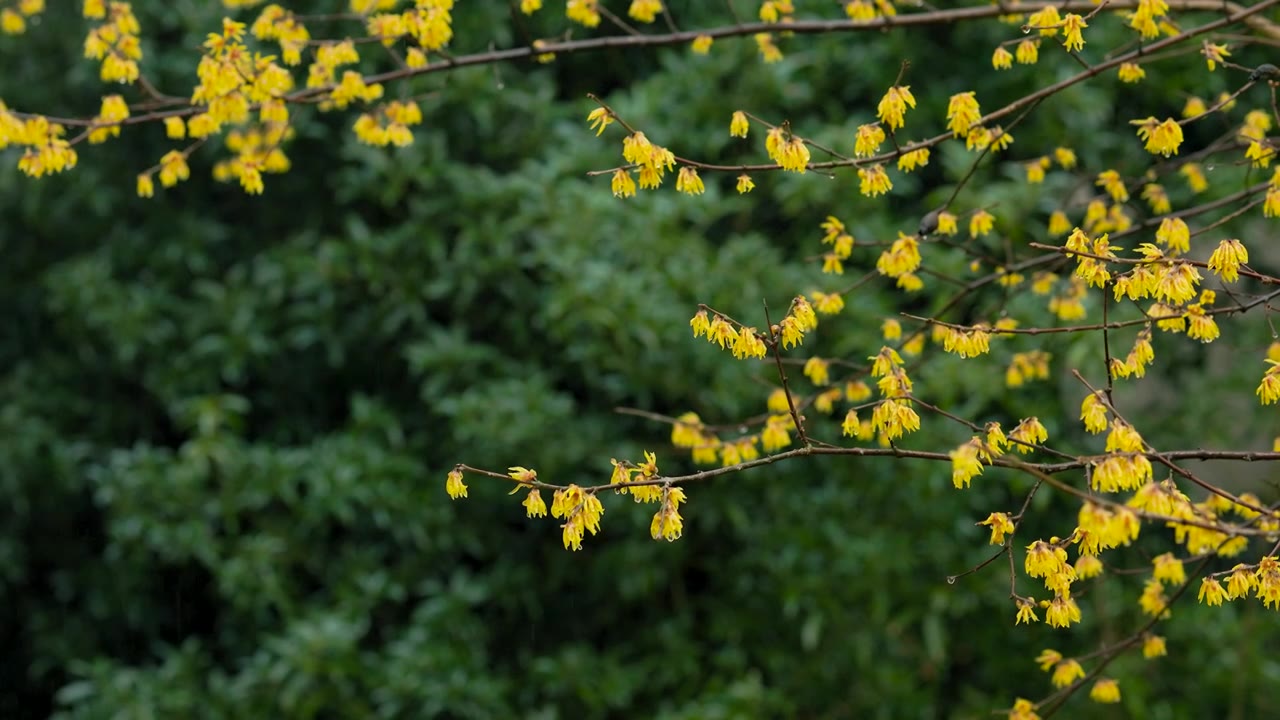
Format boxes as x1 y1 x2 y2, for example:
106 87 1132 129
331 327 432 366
2 3 1280 719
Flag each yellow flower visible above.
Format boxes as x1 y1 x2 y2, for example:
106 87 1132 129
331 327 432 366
523 489 548 517
1267 188 1280 217
1008 417 1048 452
586 107 613 136
1182 96 1208 118
1080 392 1109 433
875 232 921 277
793 295 823 329
1198 577 1228 606
1139 577 1169 616
1142 634 1167 658
1090 678 1121 704
845 0 877 21
1 7 27 34
946 92 981 137
445 469 468 499
238 165 265 195
803 357 830 386
566 0 601 27
821 215 845 242
1061 13 1087 52
689 310 711 339
520 0 542 13
628 0 662 23
897 147 929 172
761 414 792 452
854 123 885 157
1028 5 1060 35
845 380 872 402
1129 0 1165 36
1095 170 1128 203
1256 364 1280 404
939 325 991 358
1025 159 1046 184
1050 658 1085 688
950 439 985 489
1155 217 1190 253
1181 162 1208 192
611 169 636 198
729 110 749 138
877 85 916 131
1118 62 1145 83
1025 540 1068 578
969 210 995 238
766 127 810 172
508 466 538 484
736 174 755 194
1153 552 1186 585
1015 39 1039 64
870 398 920 440
136 173 154 198
1075 555 1103 579
1132 116 1184 156
858 163 892 197
1015 599 1039 625
158 150 190 188
810 291 844 315
1203 41 1230 71
690 34 712 54
978 512 1015 544
1243 109 1271 139
992 46 1013 69
936 211 958 235
650 487 686 541
1046 210 1070 236
731 327 767 359
841 409 861 437
1142 183 1170 214
1036 650 1066 674
1207 239 1248 281
676 166 705 195
1043 596 1082 628
1225 563 1256 598
1245 141 1273 168
755 33 783 63
1010 699 1040 720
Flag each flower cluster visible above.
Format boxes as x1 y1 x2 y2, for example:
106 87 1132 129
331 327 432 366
766 126 811 173
1006 351 1052 388
83 1 142 84
0 0 43 36
868 347 921 441
250 4 311 65
937 324 992 358
354 100 424 147
690 309 768 360
1025 538 1082 628
1 110 77 178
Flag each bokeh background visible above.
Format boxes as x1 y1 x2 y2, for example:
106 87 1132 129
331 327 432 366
3 3 1280 718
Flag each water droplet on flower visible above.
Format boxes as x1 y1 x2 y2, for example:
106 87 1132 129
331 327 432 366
1206 164 1216 172
1021 25 1031 34
946 576 957 585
